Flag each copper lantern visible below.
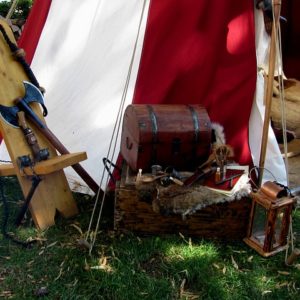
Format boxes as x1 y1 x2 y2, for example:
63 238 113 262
244 181 295 257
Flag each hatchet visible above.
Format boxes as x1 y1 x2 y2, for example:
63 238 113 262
0 81 100 194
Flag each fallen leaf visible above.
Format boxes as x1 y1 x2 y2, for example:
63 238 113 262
231 255 239 270
213 263 220 269
276 282 288 289
90 256 113 273
72 278 78 287
277 271 290 275
261 276 267 282
47 241 58 248
179 232 185 240
0 256 11 260
84 259 90 271
180 291 199 299
179 278 186 297
54 268 63 281
247 256 253 262
0 290 13 297
99 256 107 266
60 260 66 267
262 290 272 295
232 250 246 253
90 265 113 272
179 269 189 276
27 260 34 266
69 223 83 235
222 266 226 274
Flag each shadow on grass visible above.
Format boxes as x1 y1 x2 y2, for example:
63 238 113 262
0 178 299 299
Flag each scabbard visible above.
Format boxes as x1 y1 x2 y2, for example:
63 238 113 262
184 166 214 187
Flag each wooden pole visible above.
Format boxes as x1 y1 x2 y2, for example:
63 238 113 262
258 0 282 186
6 0 19 20
286 248 300 266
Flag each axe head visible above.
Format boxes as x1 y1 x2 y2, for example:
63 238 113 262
0 81 45 128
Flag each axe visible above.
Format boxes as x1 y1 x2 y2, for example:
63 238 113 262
0 81 100 194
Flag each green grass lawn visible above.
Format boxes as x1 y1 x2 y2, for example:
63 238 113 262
0 176 299 300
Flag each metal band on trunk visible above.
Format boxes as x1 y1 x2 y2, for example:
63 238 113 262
147 105 158 164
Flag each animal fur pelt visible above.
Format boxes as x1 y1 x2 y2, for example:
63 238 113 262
211 122 226 146
152 179 251 218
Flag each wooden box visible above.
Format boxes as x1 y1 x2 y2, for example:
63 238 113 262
114 164 252 239
120 104 211 172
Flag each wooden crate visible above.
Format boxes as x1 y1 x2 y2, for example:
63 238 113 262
114 164 252 239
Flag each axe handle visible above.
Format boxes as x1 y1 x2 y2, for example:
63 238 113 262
17 111 42 159
24 113 100 194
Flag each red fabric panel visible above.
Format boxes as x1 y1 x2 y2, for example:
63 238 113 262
133 0 257 165
18 0 51 64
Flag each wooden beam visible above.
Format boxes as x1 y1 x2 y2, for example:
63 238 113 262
258 1 282 186
0 152 87 177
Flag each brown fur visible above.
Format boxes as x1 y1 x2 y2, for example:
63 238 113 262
152 184 249 218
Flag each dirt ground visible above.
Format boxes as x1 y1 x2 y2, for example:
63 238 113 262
281 138 300 188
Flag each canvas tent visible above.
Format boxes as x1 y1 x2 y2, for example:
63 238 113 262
0 0 287 193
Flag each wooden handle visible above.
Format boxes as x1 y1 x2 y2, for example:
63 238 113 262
17 111 28 129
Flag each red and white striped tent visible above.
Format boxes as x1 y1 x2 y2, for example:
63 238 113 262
1 0 287 192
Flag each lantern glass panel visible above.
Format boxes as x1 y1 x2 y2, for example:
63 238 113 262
252 203 267 246
272 208 285 248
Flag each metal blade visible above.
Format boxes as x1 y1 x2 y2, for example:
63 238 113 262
0 104 19 128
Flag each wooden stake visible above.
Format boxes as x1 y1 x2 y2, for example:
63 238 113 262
5 0 19 20
286 248 300 266
258 1 282 186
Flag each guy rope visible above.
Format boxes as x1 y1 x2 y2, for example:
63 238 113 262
82 0 149 255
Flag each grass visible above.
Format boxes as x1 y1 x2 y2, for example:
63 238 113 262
0 176 299 299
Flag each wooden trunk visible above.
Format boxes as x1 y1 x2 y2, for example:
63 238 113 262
120 104 211 172
114 163 252 239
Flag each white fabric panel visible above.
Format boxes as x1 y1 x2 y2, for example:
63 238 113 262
29 0 150 193
249 9 287 185
0 2 287 191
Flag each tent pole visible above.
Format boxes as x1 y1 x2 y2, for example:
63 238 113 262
258 0 282 186
6 0 19 20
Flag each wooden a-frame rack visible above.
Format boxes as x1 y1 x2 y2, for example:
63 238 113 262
0 20 93 230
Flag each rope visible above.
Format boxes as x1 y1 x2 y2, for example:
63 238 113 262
85 0 149 254
5 0 19 20
273 11 289 187
270 1 296 265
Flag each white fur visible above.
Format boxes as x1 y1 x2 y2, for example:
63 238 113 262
211 122 226 145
